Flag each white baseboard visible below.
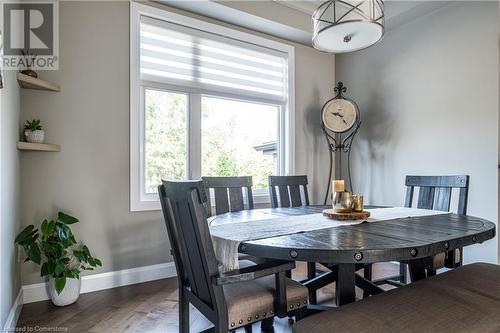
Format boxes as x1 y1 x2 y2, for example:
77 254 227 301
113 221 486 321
22 261 177 304
2 289 23 332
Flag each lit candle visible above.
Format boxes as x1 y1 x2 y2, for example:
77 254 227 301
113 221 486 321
332 180 345 193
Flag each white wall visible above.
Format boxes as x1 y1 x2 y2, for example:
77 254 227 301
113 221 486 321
19 1 335 285
336 1 499 264
1 69 21 326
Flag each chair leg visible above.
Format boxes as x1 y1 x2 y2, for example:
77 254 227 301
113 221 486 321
179 285 189 333
244 324 253 333
295 307 307 321
399 262 408 284
363 264 372 298
307 262 318 304
213 324 226 333
457 248 463 266
261 317 274 332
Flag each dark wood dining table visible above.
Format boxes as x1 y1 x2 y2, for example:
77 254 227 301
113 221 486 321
209 205 496 307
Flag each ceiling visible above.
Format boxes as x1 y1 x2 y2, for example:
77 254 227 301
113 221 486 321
272 1 323 15
273 1 445 23
159 0 450 46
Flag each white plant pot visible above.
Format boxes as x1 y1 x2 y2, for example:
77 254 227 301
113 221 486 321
25 129 45 143
49 277 81 306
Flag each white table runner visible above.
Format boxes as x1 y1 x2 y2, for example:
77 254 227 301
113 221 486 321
209 207 448 272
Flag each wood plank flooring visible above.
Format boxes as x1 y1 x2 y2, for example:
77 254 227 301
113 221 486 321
17 262 398 333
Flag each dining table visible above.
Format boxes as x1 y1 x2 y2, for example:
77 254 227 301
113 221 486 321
208 205 496 307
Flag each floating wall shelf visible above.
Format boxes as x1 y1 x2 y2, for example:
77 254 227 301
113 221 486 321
17 73 61 92
17 142 61 152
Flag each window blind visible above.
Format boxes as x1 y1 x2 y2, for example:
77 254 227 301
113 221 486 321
140 17 288 103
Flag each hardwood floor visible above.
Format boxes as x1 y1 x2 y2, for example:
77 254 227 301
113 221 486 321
17 262 398 333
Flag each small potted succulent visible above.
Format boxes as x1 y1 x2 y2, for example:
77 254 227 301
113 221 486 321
15 212 102 306
20 50 38 78
24 119 45 143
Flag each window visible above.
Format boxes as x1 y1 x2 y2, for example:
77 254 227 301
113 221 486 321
131 3 295 211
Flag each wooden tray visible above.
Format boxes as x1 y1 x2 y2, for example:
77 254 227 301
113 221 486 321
322 209 370 221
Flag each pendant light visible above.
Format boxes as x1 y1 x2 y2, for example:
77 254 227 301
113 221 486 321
312 0 385 53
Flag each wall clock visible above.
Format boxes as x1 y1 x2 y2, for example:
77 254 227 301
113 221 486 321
321 82 361 204
322 99 358 133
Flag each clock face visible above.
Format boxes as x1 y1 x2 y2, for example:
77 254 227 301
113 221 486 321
322 99 357 133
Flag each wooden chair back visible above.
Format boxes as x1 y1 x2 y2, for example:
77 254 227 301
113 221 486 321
405 175 470 215
158 180 225 317
202 176 254 216
269 175 310 208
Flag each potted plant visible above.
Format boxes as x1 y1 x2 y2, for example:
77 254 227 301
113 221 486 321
15 212 102 306
24 119 45 144
20 50 38 78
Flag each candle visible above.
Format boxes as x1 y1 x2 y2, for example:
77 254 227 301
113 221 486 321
352 195 364 212
332 180 345 193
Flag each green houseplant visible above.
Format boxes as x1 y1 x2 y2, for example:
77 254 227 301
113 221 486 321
15 212 102 306
24 119 45 143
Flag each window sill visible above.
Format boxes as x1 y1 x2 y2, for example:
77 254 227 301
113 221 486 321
131 200 162 212
131 193 271 212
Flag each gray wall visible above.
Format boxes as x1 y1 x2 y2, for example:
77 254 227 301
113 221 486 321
336 1 499 264
1 68 21 325
20 1 335 285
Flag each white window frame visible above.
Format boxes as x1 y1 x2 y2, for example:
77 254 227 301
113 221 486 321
130 2 295 211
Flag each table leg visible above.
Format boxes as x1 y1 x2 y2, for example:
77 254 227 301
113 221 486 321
307 262 318 304
336 264 356 306
303 270 337 305
362 264 372 298
408 257 433 282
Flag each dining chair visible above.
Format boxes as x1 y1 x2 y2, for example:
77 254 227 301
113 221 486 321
268 175 326 302
203 176 267 265
159 180 308 333
202 176 254 217
268 175 309 208
373 175 470 287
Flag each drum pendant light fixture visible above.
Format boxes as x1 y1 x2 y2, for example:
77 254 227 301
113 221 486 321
312 0 385 53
